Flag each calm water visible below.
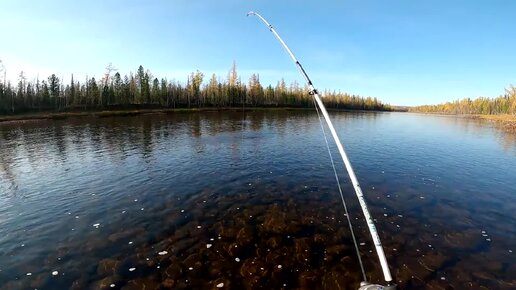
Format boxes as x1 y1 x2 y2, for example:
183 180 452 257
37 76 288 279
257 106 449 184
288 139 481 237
0 111 515 290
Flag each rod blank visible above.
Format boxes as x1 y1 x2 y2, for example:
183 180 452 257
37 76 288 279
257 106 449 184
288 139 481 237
247 11 394 285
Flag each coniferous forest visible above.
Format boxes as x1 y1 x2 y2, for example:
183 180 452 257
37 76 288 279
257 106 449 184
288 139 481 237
409 86 516 115
0 62 391 115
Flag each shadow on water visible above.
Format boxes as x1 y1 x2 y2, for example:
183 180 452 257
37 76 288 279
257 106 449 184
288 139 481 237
0 111 515 289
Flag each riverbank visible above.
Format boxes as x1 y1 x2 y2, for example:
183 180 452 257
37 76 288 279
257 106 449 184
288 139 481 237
0 107 393 124
0 108 270 124
470 114 516 132
410 112 516 133
0 108 202 123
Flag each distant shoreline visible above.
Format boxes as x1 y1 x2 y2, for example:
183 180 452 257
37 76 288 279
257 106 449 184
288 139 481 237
0 107 393 124
410 112 516 132
470 114 516 132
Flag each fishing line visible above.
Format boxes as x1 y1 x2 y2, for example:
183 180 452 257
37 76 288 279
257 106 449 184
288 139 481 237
313 98 367 281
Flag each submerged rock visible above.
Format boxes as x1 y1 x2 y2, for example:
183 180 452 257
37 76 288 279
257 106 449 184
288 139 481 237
444 230 480 249
236 227 254 247
97 258 121 276
92 276 119 289
299 270 319 288
121 278 160 290
261 206 300 234
321 270 348 290
266 236 282 249
164 263 183 280
161 278 175 288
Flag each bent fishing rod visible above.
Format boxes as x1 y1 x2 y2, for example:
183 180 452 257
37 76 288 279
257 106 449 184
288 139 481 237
247 11 396 290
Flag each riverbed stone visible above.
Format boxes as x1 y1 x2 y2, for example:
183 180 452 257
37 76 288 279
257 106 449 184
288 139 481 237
97 258 121 276
121 278 160 290
236 226 254 247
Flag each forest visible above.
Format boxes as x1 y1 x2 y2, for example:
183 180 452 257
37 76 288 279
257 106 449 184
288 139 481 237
410 86 516 115
0 62 391 115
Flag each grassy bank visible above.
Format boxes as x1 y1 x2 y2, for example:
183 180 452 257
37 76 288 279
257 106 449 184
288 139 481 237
470 114 516 132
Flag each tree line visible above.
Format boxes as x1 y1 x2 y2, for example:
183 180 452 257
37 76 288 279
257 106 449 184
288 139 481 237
410 86 516 115
0 62 391 115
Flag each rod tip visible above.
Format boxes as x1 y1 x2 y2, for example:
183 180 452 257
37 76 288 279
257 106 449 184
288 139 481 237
247 11 256 16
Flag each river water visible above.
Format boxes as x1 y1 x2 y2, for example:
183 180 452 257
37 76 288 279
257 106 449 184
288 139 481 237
0 111 515 289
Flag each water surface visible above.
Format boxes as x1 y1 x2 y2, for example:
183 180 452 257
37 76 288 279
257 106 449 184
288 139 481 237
0 111 515 289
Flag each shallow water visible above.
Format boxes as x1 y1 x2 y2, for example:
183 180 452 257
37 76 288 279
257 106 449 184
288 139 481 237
0 111 515 289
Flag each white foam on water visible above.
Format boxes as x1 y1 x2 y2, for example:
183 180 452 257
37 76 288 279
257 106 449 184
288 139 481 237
486 238 491 242
93 223 100 228
26 273 32 276
158 251 168 255
122 210 126 214
134 199 138 202
235 258 240 262
52 271 58 276
141 208 144 211
188 267 193 270
210 238 214 241
128 241 133 245
277 265 282 269
207 244 213 249
75 216 79 219
216 282 224 288
129 268 135 272
181 209 185 213
110 284 115 288
197 225 202 229
440 277 445 280
359 242 365 246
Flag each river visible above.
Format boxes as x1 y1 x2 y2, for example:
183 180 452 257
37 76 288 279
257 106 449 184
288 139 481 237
0 110 515 289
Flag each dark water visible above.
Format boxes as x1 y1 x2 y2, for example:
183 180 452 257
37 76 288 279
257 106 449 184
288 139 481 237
0 111 515 290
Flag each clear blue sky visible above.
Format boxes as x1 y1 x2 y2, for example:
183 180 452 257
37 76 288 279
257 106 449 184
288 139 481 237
1 0 515 106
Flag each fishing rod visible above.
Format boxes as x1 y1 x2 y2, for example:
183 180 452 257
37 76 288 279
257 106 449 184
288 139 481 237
247 11 396 290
